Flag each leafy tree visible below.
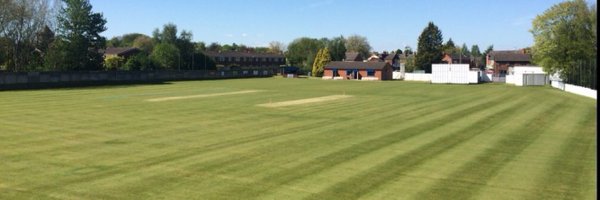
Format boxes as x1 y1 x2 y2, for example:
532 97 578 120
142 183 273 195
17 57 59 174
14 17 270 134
415 22 444 73
153 23 177 44
286 37 323 71
176 30 195 69
151 43 179 69
104 56 124 70
326 36 346 61
345 34 372 59
530 0 596 79
149 24 196 70
207 42 221 51
107 33 147 48
123 52 153 71
405 55 417 72
191 52 216 70
404 46 413 55
132 35 154 53
254 47 269 53
395 49 403 55
195 42 206 52
50 0 107 70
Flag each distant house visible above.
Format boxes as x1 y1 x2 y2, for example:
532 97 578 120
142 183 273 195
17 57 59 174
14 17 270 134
344 52 364 62
486 50 532 77
323 61 393 81
103 47 141 59
384 53 400 70
442 53 471 65
203 51 286 70
367 55 381 62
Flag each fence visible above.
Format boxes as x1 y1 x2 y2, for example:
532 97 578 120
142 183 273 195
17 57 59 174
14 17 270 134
0 69 273 90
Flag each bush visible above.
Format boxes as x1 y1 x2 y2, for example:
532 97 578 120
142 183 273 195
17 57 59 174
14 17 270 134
104 56 125 70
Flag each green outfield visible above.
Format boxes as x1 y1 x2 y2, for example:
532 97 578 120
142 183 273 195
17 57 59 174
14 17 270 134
0 78 596 199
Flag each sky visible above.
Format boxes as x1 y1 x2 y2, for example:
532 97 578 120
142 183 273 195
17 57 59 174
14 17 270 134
89 0 585 52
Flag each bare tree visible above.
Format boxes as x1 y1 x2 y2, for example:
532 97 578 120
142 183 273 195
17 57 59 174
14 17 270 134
268 41 286 54
1 0 57 71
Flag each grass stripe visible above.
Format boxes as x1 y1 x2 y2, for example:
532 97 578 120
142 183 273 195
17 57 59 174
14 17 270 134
414 98 566 199
204 92 519 197
303 93 536 200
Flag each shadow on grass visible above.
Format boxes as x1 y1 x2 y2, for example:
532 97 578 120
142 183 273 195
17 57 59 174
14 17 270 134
0 81 173 91
0 76 275 91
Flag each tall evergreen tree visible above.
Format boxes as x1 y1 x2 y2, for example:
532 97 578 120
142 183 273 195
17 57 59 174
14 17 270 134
460 43 470 56
49 0 107 70
443 38 457 55
311 47 332 77
415 22 444 73
471 45 481 57
319 47 331 76
312 48 323 77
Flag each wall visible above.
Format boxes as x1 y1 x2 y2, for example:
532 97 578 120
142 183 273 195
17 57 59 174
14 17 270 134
404 73 432 81
551 80 597 99
0 69 273 90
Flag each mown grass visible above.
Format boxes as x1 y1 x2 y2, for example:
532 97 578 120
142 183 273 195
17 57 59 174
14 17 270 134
0 78 596 199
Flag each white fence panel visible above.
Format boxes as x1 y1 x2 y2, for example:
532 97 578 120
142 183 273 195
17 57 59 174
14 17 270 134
468 71 479 84
404 73 431 81
431 64 471 84
392 71 404 80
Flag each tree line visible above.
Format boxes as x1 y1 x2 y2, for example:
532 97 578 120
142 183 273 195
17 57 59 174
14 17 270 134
3 0 593 83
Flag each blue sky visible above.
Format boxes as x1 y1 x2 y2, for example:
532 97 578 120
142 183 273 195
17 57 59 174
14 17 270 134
89 0 581 52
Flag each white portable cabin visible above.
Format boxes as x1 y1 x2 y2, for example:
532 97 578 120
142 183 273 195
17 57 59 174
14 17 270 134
431 64 477 84
506 66 547 86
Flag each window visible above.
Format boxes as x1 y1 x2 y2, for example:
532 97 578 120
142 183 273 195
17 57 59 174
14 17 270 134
332 69 339 77
367 69 375 76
